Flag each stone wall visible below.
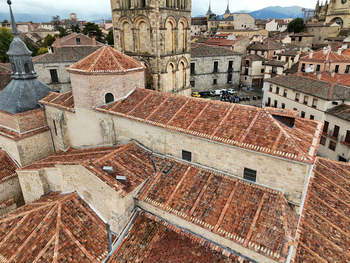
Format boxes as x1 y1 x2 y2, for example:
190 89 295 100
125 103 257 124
191 54 241 92
70 70 145 110
16 170 45 203
57 165 142 234
0 177 24 207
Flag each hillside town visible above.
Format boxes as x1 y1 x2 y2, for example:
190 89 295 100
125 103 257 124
0 0 350 262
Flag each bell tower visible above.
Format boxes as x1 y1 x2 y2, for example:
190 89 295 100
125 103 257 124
110 0 192 96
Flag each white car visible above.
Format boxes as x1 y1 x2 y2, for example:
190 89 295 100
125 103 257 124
227 88 236 95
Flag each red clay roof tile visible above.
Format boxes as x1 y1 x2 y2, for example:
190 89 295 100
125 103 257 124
39 91 75 112
96 88 322 164
0 192 109 262
135 158 299 262
107 210 252 263
292 158 350 263
0 150 18 183
67 46 145 74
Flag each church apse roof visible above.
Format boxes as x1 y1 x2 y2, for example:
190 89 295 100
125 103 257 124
67 46 146 75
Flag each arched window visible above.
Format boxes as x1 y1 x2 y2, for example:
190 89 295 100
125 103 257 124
105 93 114 104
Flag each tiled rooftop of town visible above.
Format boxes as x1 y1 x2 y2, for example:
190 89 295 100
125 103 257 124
94 88 322 164
291 158 350 262
0 191 111 262
326 104 350 127
0 149 18 183
247 39 283 51
300 48 350 62
191 43 241 57
300 71 350 86
32 46 101 63
243 53 267 61
267 73 350 101
51 32 104 48
21 142 164 197
0 124 50 142
39 91 75 112
135 158 299 262
67 45 146 74
107 210 252 263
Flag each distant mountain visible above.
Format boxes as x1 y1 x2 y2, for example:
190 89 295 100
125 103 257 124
249 6 304 20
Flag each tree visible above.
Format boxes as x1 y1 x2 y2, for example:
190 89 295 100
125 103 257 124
51 15 61 31
58 27 69 38
42 34 55 47
37 47 48 55
2 19 9 27
23 37 39 57
82 22 103 42
287 18 305 33
106 29 114 45
0 27 14 63
71 24 81 33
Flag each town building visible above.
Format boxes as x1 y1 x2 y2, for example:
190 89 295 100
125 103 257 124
290 32 314 47
33 33 104 92
110 0 192 95
263 72 350 161
255 19 288 32
190 43 242 91
305 22 340 44
298 46 350 73
191 17 208 36
204 34 250 55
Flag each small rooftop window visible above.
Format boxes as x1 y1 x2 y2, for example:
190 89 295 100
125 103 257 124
105 93 114 104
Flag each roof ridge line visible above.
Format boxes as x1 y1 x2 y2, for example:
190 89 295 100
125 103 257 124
109 48 124 71
32 233 56 262
6 203 59 262
92 143 133 165
266 112 310 162
87 46 106 73
280 195 295 246
52 203 62 263
238 110 260 145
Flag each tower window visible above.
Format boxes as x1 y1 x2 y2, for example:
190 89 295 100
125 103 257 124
105 93 114 104
50 69 59 83
76 38 81 44
24 63 30 74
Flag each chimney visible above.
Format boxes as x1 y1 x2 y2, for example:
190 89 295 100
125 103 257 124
323 47 327 55
92 36 96 47
331 70 335 77
55 36 61 47
338 47 342 55
317 72 322 79
309 51 313 58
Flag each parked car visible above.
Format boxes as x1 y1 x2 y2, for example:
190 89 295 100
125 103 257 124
199 91 211 98
227 88 236 95
191 92 200 97
210 89 222 96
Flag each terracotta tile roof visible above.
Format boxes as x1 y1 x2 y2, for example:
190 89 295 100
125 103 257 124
67 46 146 74
95 88 322 164
247 39 283 51
0 63 11 73
191 43 241 57
0 191 110 262
205 38 226 45
266 73 350 101
0 150 18 183
341 47 350 57
300 49 350 62
301 71 350 86
326 103 350 121
39 91 75 112
135 159 299 262
21 142 164 197
191 36 210 43
32 46 102 63
0 125 50 142
291 158 350 263
290 32 314 37
0 198 14 210
51 33 104 47
243 53 266 61
265 61 288 66
107 210 252 263
305 22 334 27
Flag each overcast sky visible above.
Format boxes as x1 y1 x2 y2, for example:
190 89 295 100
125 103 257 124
1 0 317 21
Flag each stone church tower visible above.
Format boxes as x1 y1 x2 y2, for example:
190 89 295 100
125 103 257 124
313 0 350 28
110 0 192 96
